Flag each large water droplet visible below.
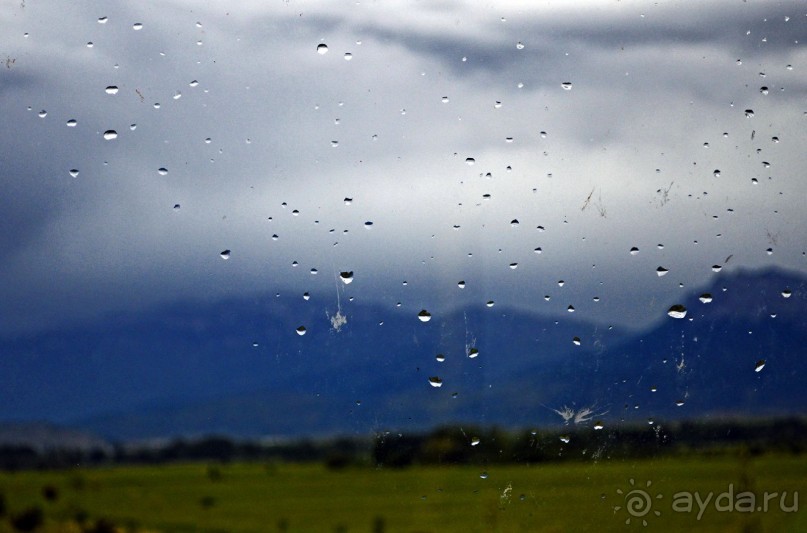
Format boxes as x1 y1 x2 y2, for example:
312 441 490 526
340 271 354 284
317 43 328 54
417 310 432 322
428 376 443 388
667 305 687 319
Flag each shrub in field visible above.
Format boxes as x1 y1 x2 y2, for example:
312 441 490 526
10 506 44 532
41 484 59 502
84 518 118 533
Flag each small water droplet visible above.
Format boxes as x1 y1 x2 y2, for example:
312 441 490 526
754 360 765 372
468 347 479 358
465 157 475 165
457 281 466 288
629 247 640 255
486 301 495 308
344 52 352 61
508 263 518 269
68 169 79 178
296 326 307 336
594 422 604 430
66 119 77 127
561 82 573 90
559 435 570 444
713 169 721 177
441 96 449 103
157 167 168 175
711 264 722 272
656 267 669 277
317 43 328 54
105 86 119 95
220 249 231 260
479 471 489 479
340 271 354 284
744 109 754 118
98 16 108 23
699 293 713 303
781 289 792 298
667 305 687 319
37 110 47 118
567 305 575 313
132 22 143 30
572 337 581 346
103 130 118 140
435 353 445 363
417 310 432 322
428 376 443 388
675 400 685 407
760 86 769 95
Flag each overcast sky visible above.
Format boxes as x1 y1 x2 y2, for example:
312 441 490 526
1 0 805 337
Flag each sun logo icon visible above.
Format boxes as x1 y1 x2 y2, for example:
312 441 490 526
613 478 663 526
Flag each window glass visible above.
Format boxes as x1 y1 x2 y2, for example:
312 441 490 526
0 1 805 531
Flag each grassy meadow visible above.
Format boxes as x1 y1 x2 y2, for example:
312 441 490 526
0 453 804 532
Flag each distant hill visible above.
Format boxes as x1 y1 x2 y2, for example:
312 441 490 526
0 421 112 453
0 267 805 441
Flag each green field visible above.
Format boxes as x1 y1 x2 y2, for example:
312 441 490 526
0 454 804 532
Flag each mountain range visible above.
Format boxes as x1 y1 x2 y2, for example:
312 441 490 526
0 267 805 442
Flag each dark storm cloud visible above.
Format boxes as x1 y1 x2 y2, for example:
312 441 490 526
0 0 804 337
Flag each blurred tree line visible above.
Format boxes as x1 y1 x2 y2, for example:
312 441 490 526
0 417 804 471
